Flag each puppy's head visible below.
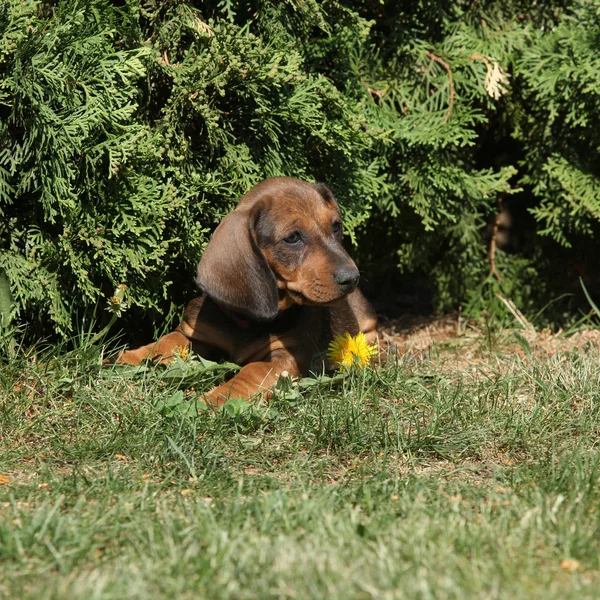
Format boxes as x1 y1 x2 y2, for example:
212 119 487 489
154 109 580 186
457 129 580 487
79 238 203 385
196 177 360 321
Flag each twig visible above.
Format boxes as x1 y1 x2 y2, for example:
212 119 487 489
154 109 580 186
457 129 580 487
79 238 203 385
470 52 489 66
496 293 535 333
426 51 454 124
490 194 504 281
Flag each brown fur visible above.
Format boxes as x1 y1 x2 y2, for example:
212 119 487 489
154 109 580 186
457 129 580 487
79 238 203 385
117 177 378 405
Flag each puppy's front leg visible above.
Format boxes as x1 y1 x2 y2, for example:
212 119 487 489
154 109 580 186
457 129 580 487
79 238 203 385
204 352 301 406
117 331 191 365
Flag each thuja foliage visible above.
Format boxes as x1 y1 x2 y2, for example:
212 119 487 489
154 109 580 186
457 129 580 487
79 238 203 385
0 0 598 343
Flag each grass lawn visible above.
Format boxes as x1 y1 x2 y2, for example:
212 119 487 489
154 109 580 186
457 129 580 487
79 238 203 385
1 322 600 599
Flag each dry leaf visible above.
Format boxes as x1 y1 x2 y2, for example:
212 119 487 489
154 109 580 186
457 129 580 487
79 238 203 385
470 53 511 100
560 559 580 572
484 62 510 100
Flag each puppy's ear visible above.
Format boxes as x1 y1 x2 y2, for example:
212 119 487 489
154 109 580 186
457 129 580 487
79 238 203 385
313 183 339 208
196 208 279 321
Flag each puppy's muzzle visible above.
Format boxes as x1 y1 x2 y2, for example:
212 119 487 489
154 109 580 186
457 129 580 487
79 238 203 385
333 267 360 294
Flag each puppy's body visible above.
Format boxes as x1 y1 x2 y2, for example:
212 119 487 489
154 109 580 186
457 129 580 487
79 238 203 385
118 177 378 404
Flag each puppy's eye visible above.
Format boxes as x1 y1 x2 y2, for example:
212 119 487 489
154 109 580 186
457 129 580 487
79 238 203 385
283 231 302 245
332 221 342 236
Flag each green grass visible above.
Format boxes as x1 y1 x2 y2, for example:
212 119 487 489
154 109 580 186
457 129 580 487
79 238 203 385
1 335 600 599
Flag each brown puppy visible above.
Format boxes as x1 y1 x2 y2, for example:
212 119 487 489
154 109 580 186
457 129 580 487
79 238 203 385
117 177 378 405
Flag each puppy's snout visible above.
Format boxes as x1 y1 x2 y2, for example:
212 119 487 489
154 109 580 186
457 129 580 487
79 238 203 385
333 267 360 293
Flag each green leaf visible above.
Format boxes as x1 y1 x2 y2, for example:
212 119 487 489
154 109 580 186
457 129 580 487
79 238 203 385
221 397 251 416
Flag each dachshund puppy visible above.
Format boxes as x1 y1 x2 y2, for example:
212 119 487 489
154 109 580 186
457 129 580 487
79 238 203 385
117 177 378 405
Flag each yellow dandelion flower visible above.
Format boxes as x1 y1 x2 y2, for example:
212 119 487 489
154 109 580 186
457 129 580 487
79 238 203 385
327 332 377 370
174 346 189 361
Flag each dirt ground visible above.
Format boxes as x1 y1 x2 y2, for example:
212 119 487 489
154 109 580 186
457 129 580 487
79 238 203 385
379 312 600 373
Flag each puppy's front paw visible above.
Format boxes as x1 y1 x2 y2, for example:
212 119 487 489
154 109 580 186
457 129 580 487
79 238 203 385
114 350 138 365
203 379 268 407
202 385 232 407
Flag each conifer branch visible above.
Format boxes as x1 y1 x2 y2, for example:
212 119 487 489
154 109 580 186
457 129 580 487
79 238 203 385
1 0 597 339
426 51 454 124
360 78 384 101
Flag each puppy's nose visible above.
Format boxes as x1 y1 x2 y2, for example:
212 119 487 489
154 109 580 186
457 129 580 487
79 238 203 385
333 267 360 293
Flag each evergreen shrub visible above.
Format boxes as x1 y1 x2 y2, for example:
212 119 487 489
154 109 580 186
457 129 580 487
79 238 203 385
0 0 598 344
